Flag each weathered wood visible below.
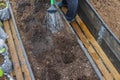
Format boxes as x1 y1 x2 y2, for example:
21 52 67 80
62 8 120 80
9 19 32 80
3 20 24 80
71 21 113 80
76 15 120 80
77 0 120 72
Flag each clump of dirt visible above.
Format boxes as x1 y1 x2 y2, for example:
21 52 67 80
12 0 98 80
90 0 120 39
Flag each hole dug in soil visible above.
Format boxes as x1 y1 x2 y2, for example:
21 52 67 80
40 68 61 80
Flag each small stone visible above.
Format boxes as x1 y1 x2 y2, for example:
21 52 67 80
37 67 40 70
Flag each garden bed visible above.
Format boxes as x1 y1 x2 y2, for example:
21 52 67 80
12 0 98 80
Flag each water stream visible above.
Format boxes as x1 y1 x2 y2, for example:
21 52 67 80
44 12 64 33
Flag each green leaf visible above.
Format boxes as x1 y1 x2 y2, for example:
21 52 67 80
0 48 6 54
0 68 3 77
0 21 3 27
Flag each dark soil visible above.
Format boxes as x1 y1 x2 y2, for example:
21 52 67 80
90 0 120 39
0 55 7 79
0 75 7 80
11 0 98 80
0 55 4 65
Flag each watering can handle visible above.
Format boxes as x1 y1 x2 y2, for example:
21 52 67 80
50 0 54 5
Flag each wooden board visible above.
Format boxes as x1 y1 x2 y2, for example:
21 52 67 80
71 21 112 80
61 7 120 80
3 19 32 80
9 18 32 80
76 15 120 80
3 20 24 80
77 0 120 71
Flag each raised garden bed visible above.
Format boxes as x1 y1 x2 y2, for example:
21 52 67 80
11 0 98 80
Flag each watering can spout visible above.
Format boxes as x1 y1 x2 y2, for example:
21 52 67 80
47 5 57 13
47 0 57 13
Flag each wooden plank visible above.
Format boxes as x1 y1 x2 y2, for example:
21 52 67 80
3 20 24 80
61 7 114 80
75 15 120 80
71 21 113 80
9 19 32 80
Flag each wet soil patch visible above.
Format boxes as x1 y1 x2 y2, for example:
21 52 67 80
12 0 98 80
